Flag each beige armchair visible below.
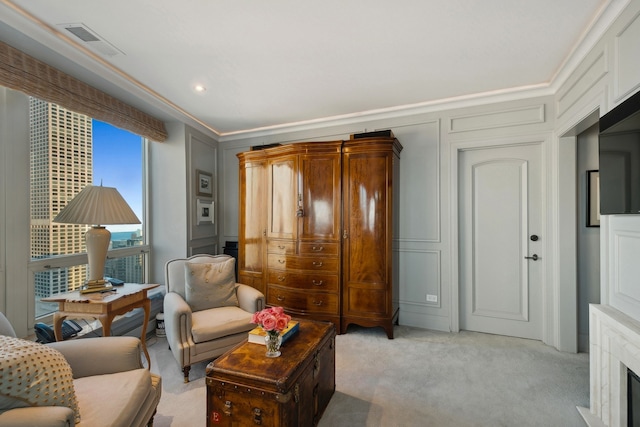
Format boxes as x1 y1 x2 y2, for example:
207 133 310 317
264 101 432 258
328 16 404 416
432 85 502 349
0 312 161 427
164 254 264 382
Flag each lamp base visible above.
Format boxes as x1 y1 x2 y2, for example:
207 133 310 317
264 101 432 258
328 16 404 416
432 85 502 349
80 279 113 294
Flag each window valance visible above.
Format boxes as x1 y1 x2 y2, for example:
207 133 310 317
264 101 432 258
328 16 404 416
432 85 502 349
0 40 168 142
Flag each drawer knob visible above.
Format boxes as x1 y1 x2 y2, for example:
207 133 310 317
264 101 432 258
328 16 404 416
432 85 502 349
278 259 285 264
278 245 285 250
312 300 323 306
312 280 323 286
278 276 285 282
253 408 262 425
277 296 285 301
312 261 323 267
312 246 324 252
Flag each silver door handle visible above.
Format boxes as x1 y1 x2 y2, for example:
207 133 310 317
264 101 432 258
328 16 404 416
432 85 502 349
524 254 539 261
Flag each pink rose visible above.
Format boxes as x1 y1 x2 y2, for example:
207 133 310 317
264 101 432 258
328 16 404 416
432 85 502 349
275 316 289 331
262 315 277 331
251 312 260 324
257 310 270 324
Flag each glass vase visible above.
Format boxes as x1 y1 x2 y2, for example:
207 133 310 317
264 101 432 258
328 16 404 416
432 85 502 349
264 331 282 358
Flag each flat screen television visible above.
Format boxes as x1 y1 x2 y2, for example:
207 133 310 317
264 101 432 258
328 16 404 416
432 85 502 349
599 90 640 215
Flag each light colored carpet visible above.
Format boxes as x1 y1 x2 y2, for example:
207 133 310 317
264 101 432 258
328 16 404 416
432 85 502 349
147 325 589 427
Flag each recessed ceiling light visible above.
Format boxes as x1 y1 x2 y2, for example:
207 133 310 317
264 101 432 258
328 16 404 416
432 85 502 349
194 84 206 93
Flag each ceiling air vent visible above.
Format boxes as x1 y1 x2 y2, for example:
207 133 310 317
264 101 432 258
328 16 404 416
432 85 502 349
57 23 124 57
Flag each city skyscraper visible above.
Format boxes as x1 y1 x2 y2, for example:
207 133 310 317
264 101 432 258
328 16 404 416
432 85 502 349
29 98 92 297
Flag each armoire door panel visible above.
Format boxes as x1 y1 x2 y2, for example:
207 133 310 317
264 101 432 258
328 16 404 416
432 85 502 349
299 153 341 241
341 137 401 339
267 156 297 240
343 154 389 285
345 287 388 315
237 154 267 294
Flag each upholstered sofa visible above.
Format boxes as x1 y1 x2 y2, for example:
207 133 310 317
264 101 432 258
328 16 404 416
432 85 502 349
0 312 161 427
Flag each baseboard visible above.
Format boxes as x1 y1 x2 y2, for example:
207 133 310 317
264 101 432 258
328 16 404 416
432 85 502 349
398 309 451 332
577 406 605 427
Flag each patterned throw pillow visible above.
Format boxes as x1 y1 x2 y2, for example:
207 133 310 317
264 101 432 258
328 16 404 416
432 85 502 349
0 335 80 423
185 258 239 312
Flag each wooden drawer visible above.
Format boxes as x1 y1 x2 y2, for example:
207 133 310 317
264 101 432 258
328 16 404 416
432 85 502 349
267 271 339 292
267 240 296 254
267 286 339 315
299 242 339 257
268 254 338 272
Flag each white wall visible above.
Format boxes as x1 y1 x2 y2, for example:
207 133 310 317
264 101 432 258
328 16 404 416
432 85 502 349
185 127 218 256
148 121 188 284
148 123 218 285
0 88 32 336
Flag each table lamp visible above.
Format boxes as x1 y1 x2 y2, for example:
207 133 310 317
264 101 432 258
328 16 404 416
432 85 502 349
53 184 141 294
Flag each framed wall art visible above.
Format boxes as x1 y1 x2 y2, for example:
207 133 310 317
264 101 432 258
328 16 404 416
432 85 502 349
196 169 213 197
197 199 214 225
587 170 600 227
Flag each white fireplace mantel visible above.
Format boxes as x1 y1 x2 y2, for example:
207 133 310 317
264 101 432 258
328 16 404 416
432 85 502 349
580 304 640 427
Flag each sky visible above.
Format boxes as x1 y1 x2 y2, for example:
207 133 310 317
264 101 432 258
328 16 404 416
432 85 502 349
92 120 143 233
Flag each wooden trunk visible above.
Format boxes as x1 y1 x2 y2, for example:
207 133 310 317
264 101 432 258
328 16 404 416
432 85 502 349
206 320 336 427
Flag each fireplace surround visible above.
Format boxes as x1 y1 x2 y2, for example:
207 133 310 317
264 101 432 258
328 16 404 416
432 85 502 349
579 305 640 426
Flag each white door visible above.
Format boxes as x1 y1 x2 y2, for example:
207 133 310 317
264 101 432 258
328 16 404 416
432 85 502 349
459 143 543 340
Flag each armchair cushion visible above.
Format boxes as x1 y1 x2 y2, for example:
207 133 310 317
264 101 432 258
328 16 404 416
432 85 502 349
191 306 255 343
73 368 154 426
185 258 238 311
0 336 80 424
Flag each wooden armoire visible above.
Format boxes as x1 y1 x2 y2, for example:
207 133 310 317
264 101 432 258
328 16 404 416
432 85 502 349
237 134 402 338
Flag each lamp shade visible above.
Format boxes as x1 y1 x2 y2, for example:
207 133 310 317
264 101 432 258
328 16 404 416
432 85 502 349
53 185 140 225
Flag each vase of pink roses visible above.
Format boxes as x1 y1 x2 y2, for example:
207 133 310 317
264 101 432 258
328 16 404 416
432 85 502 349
251 306 291 358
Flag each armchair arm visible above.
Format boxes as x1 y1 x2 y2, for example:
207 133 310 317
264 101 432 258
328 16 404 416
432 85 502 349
236 284 265 313
48 336 143 378
163 291 193 346
0 406 73 427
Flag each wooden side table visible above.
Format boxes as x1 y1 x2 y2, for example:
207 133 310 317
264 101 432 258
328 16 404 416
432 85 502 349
41 283 159 369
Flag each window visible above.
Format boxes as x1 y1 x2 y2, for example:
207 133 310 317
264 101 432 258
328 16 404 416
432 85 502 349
27 98 149 318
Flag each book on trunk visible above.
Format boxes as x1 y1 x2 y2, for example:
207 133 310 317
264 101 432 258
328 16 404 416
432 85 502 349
248 321 299 345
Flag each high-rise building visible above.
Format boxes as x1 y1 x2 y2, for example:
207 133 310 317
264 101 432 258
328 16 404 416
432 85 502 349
29 98 92 297
105 230 144 283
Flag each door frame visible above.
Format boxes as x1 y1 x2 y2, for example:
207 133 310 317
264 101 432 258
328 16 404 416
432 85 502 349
449 133 560 348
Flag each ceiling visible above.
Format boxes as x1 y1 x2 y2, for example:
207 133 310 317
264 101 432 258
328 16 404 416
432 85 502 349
0 0 620 139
